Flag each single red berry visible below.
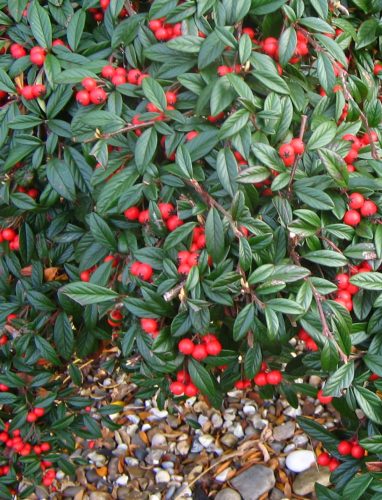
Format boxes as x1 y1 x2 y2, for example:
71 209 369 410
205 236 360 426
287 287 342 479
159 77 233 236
100 0 110 9
124 206 140 220
155 27 168 41
40 442 51 452
30 46 46 66
298 328 310 341
90 87 107 104
10 43 26 59
33 407 45 418
337 290 351 302
52 39 65 47
178 263 191 275
242 27 255 39
76 90 90 106
360 200 378 217
32 85 46 98
185 131 198 141
278 144 295 166
165 91 177 105
374 63 382 75
176 370 190 384
305 338 318 351
344 148 358 164
82 77 97 91
335 273 349 290
170 381 185 395
138 209 150 224
337 440 352 455
351 444 365 459
347 283 359 295
127 69 141 85
2 228 16 241
217 65 232 76
178 338 195 355
27 188 39 199
184 383 198 397
187 252 199 267
137 263 153 281
192 344 208 361
7 313 17 323
348 192 365 210
158 202 174 220
266 370 283 385
317 389 333 404
262 37 278 57
140 318 159 334
101 65 116 79
26 412 37 423
205 340 222 356
148 19 163 31
254 372 268 386
80 270 91 282
112 74 127 86
328 458 340 471
21 85 36 100
343 209 361 226
166 215 183 231
317 452 331 466
290 138 305 155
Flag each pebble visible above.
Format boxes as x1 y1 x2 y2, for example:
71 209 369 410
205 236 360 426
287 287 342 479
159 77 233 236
88 451 107 467
211 413 223 428
273 421 295 441
90 493 112 500
223 408 236 421
142 423 151 432
176 440 190 455
127 414 140 424
232 423 244 439
125 457 139 466
309 375 321 386
165 486 176 499
117 487 131 500
103 378 113 386
162 461 175 470
231 465 276 500
251 415 268 429
191 441 204 453
293 434 308 447
199 434 214 448
198 415 209 426
270 488 285 500
145 449 164 465
116 475 129 486
215 488 241 500
113 444 128 456
293 466 331 496
86 469 101 483
215 467 234 483
283 405 302 418
314 404 324 416
148 409 168 420
243 404 257 416
283 444 296 453
285 449 316 473
156 470 171 484
108 456 120 480
151 433 167 448
220 433 238 447
63 487 85 497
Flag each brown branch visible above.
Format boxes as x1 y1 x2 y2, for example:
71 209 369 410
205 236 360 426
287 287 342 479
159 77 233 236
186 179 245 239
163 281 186 302
287 114 308 196
319 234 344 255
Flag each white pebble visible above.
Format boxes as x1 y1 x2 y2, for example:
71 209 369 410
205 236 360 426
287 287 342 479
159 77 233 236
151 433 167 448
243 405 257 416
142 423 151 432
198 434 214 448
148 409 168 421
211 414 223 428
156 470 171 484
116 475 129 486
285 449 315 472
127 414 140 424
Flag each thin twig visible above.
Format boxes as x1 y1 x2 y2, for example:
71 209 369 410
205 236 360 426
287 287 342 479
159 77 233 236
287 114 308 196
163 281 186 302
124 0 136 15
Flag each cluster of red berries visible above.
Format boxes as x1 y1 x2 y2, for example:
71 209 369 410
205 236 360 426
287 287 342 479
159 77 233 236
334 263 372 311
178 334 222 361
26 406 45 423
0 314 17 347
16 185 39 198
176 226 207 275
148 17 182 41
11 43 48 65
278 138 305 166
101 64 148 86
124 202 183 231
253 364 283 386
317 440 365 470
261 31 309 65
107 309 124 328
297 328 318 351
88 2 128 21
130 261 154 281
80 255 118 282
19 83 46 100
169 370 198 397
0 227 19 251
140 318 160 338
343 132 378 172
217 64 242 77
76 77 107 106
343 192 378 227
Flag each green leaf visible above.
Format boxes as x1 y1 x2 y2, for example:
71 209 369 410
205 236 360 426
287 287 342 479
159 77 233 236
317 53 336 94
294 185 335 210
354 385 382 424
297 416 339 449
142 77 167 111
321 340 340 371
233 303 255 341
356 19 378 49
198 31 226 69
219 109 250 139
0 68 16 93
265 298 305 315
88 213 117 251
278 27 297 67
216 148 238 197
343 473 372 499
46 159 76 201
188 358 223 408
359 435 382 453
244 345 262 379
307 121 337 150
54 313 74 360
7 0 28 22
239 34 252 64
303 250 347 267
251 0 287 15
67 9 86 51
364 353 382 377
135 127 157 173
323 361 354 397
252 69 290 95
239 237 252 270
205 208 225 262
163 222 197 250
350 272 382 290
175 144 193 179
61 282 119 305
28 0 52 48
34 336 60 365
315 33 348 68
318 149 349 188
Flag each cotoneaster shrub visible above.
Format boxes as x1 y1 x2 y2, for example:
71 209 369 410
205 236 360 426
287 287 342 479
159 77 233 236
1 0 382 497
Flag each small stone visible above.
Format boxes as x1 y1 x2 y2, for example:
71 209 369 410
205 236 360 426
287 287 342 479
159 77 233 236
285 449 316 473
127 414 140 424
220 433 238 447
314 404 324 416
232 423 244 439
134 447 147 461
191 441 204 453
215 468 234 483
270 488 285 500
309 375 321 387
162 461 175 470
283 406 302 418
88 451 107 467
90 494 112 500
231 465 276 500
283 444 296 454
165 486 176 499
126 424 139 436
155 470 171 484
86 468 101 483
151 433 167 448
198 415 209 426
103 378 113 386
270 441 283 453
293 466 331 496
176 440 190 455
148 409 168 421
113 444 128 456
141 423 151 432
211 413 223 428
63 487 85 497
194 401 209 414
150 495 161 500
125 457 139 466
273 421 295 441
243 405 257 416
215 488 241 500
108 456 120 480
116 475 129 486
293 434 308 447
250 415 268 429
117 487 131 500
145 449 164 465
223 408 236 421
199 434 215 448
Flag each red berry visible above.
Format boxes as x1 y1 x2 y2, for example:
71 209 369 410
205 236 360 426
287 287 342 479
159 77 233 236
186 131 198 141
52 39 65 47
262 37 278 57
155 28 168 41
10 43 26 59
158 202 174 220
27 188 39 198
344 148 358 164
242 27 255 39
305 338 318 351
100 0 110 9
138 210 150 224
335 273 349 289
337 440 352 455
343 209 361 226
374 63 382 75
170 381 185 395
298 328 310 341
82 77 97 91
127 69 141 84
192 344 208 361
317 452 331 466
137 263 153 281
266 370 283 385
178 263 191 275
177 250 190 264
360 200 378 217
140 318 159 334
124 206 140 220
351 444 365 459
176 370 190 384
348 193 365 210
148 19 163 31
112 74 127 86
317 389 333 404
184 383 198 397
40 442 51 452
32 85 46 98
347 283 359 295
80 270 91 282
278 144 295 166
33 407 45 417
101 65 116 79
90 87 107 104
30 46 46 66
254 372 268 386
290 138 305 155
217 65 232 76
165 91 177 105
2 228 16 241
26 412 37 423
166 215 183 231
328 458 340 471
337 290 351 301
178 338 194 355
205 340 222 356
76 90 90 106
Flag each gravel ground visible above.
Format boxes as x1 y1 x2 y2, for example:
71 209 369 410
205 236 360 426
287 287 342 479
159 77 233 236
18 369 340 500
